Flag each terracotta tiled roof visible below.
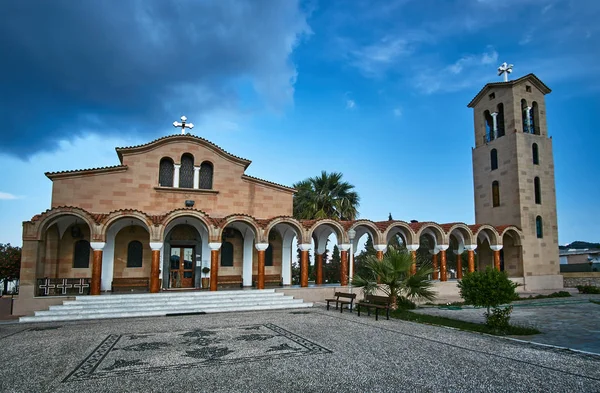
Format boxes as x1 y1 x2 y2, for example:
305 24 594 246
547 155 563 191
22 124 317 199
467 73 551 108
45 165 127 179
115 134 252 168
241 174 295 192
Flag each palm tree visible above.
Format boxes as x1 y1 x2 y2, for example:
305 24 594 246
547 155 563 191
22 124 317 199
292 171 360 220
351 246 436 310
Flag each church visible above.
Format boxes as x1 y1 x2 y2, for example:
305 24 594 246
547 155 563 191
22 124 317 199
15 73 562 316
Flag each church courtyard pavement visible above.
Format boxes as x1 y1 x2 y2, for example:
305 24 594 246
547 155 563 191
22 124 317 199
1 308 600 392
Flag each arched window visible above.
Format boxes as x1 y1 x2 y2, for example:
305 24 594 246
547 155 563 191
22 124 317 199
492 181 500 207
179 153 194 188
127 241 143 268
199 161 213 189
73 240 91 268
521 99 530 133
265 244 273 267
531 102 540 135
534 177 542 204
221 242 234 267
532 143 539 165
484 110 494 142
496 103 505 137
490 149 498 171
536 216 543 238
159 157 174 187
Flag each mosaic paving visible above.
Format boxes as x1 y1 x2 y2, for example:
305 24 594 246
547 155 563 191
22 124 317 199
63 323 331 382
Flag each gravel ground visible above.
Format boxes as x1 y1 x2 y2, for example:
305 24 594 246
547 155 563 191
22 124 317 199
1 306 599 393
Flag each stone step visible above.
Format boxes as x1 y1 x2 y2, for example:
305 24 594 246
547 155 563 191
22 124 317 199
40 298 305 316
20 302 312 323
60 293 284 307
72 289 277 302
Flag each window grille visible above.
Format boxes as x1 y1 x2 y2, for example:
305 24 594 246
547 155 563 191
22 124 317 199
159 158 174 187
199 162 213 189
492 181 500 207
127 241 143 268
221 242 234 266
179 154 194 188
73 240 91 268
536 216 543 238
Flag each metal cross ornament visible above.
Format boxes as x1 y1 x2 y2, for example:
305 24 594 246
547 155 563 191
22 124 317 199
497 62 514 82
173 116 194 135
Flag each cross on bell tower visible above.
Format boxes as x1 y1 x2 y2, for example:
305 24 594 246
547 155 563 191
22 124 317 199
173 116 194 135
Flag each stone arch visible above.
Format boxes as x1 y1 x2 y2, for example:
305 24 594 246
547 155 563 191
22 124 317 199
415 223 447 246
307 219 346 246
349 220 383 247
158 210 215 241
474 225 501 246
35 207 97 241
446 223 475 248
264 217 305 243
501 227 523 277
381 222 416 247
217 215 262 242
100 210 155 241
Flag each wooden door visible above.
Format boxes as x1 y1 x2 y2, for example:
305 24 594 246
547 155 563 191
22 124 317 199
169 247 195 288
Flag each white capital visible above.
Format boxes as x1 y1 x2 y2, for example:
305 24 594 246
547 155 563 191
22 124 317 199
339 243 350 251
373 244 387 252
208 242 222 251
255 243 269 251
464 244 477 251
436 244 449 252
490 245 503 251
298 244 311 251
150 242 163 251
405 244 419 252
90 242 106 251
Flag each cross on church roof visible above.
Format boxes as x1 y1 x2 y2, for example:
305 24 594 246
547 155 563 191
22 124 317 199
173 115 194 135
497 62 514 82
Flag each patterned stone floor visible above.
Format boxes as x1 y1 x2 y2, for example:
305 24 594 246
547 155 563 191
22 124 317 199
1 307 600 392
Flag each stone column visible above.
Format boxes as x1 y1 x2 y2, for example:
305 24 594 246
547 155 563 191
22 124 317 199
339 244 350 286
193 166 200 189
491 112 498 139
255 243 269 290
209 242 221 291
465 245 477 273
299 244 311 288
90 242 105 296
149 242 163 293
173 164 181 188
438 245 449 282
406 244 419 276
315 253 323 285
455 250 463 279
491 245 503 271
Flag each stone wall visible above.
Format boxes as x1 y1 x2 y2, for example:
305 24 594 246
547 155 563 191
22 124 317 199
562 272 600 288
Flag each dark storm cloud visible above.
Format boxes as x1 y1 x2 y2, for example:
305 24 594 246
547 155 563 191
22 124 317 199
0 0 309 156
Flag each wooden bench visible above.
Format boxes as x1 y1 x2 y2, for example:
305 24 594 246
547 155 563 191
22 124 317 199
252 274 281 286
357 295 391 320
325 291 357 313
111 277 149 292
218 275 243 286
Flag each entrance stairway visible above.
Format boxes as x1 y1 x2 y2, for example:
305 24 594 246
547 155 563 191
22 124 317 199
19 289 312 323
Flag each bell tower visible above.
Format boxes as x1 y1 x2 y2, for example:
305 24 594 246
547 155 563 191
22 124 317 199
468 73 562 290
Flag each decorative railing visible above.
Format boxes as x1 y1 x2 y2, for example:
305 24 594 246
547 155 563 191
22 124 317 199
36 278 91 296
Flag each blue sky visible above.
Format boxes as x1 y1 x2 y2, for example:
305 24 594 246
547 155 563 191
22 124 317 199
0 0 598 247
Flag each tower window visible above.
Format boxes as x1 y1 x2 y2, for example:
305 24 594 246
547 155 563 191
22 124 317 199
199 161 214 189
531 102 540 135
490 149 498 171
496 103 505 137
536 216 543 238
221 241 234 267
484 110 494 142
534 177 542 204
492 181 500 207
532 143 539 165
127 241 143 268
521 99 530 133
489 92 495 100
73 240 91 268
526 85 532 92
265 244 274 267
159 157 174 187
179 153 194 188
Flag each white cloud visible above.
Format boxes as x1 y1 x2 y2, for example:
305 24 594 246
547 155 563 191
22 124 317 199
0 192 19 200
346 99 357 109
393 107 403 117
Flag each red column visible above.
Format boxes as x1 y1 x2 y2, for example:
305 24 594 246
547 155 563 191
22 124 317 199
340 250 348 286
440 250 447 282
494 250 501 270
210 249 219 291
432 253 439 280
410 251 417 275
150 249 161 293
376 251 384 260
456 252 463 279
315 254 323 285
257 250 265 289
468 250 475 273
91 250 103 295
300 250 309 287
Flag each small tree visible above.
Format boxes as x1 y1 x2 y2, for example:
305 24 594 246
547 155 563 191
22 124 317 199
458 267 518 329
0 243 21 294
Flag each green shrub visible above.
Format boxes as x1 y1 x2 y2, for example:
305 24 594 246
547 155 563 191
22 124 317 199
548 291 572 298
576 285 600 294
458 268 518 330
